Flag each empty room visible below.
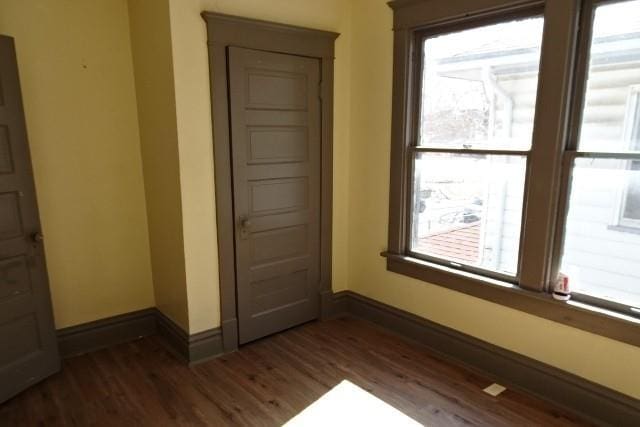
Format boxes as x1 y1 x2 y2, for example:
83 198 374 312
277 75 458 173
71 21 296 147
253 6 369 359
0 0 639 425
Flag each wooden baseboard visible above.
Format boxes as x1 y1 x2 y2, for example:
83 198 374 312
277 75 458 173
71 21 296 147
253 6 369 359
329 290 640 427
320 289 349 319
56 293 639 424
57 309 222 365
155 310 223 365
57 308 157 358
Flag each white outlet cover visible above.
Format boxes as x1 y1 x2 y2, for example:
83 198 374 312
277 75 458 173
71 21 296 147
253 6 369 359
483 383 507 397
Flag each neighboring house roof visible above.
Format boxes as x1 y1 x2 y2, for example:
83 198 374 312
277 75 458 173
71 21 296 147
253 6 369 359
436 31 640 80
416 222 480 264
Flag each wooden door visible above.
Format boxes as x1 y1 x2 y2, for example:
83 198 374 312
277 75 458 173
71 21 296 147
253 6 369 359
228 47 322 344
0 35 59 403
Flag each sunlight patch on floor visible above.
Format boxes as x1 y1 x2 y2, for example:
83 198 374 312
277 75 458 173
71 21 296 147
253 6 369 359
284 380 422 426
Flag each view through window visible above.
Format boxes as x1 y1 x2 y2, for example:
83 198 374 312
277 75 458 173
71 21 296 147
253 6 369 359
410 17 544 277
560 0 640 309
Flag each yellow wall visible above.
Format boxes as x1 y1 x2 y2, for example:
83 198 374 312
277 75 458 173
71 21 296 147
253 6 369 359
347 0 640 399
166 0 352 332
2 0 638 400
0 0 154 328
128 0 189 330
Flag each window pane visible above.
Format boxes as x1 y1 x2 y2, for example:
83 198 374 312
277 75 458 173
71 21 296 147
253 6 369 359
409 153 526 276
577 0 640 152
560 158 640 308
419 17 544 150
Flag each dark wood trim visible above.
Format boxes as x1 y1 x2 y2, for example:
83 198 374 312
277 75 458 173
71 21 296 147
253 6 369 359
518 0 580 292
206 37 237 352
319 56 335 302
563 0 597 155
383 253 640 347
57 309 222 364
387 24 412 255
328 290 640 426
202 12 338 352
155 310 223 365
320 289 349 319
154 310 191 361
551 0 600 287
201 12 338 56
388 0 544 30
57 309 157 358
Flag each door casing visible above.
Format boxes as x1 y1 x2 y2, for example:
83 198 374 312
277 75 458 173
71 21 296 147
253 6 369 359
202 12 338 352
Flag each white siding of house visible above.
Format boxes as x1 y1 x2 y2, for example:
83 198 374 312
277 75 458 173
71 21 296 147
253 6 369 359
486 60 640 306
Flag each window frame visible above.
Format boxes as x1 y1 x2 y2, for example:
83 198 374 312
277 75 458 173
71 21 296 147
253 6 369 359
404 10 543 283
552 0 640 316
385 0 640 347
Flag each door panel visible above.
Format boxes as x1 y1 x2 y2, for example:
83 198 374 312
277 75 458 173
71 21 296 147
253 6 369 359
0 35 59 403
247 127 308 163
229 47 321 344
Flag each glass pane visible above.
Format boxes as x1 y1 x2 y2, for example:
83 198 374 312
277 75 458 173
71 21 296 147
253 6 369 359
577 0 640 152
419 17 544 150
409 153 526 276
560 158 640 308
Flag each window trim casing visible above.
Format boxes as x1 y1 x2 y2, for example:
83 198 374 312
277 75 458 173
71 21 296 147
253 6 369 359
551 0 640 318
403 9 543 284
385 0 640 347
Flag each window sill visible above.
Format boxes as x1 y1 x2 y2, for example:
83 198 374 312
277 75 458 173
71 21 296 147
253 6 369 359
607 224 640 235
381 252 640 348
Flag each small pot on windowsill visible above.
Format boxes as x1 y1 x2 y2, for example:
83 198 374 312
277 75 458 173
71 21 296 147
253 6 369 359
552 273 571 301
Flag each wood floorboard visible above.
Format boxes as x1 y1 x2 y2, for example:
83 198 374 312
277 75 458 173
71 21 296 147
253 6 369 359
0 316 591 426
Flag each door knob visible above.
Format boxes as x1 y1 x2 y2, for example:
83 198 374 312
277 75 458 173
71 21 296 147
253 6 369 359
240 217 252 229
32 232 44 243
239 216 252 239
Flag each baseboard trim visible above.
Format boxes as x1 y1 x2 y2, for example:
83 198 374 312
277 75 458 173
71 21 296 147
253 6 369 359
221 318 239 353
57 308 157 358
330 290 640 427
57 309 222 365
320 289 348 319
155 310 223 365
56 293 639 424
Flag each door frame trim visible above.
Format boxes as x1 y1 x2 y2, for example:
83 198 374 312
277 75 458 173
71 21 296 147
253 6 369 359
202 12 338 352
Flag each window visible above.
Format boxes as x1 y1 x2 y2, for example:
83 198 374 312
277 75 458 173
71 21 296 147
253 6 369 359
386 0 640 346
409 17 543 279
559 0 640 311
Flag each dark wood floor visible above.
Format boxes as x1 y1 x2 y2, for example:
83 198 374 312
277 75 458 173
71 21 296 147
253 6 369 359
0 317 589 426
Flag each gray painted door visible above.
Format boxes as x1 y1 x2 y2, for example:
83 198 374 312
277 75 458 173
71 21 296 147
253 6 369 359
0 35 59 403
229 47 322 344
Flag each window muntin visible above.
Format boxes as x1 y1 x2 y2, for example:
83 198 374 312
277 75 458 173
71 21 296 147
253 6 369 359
418 17 544 151
410 16 543 277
